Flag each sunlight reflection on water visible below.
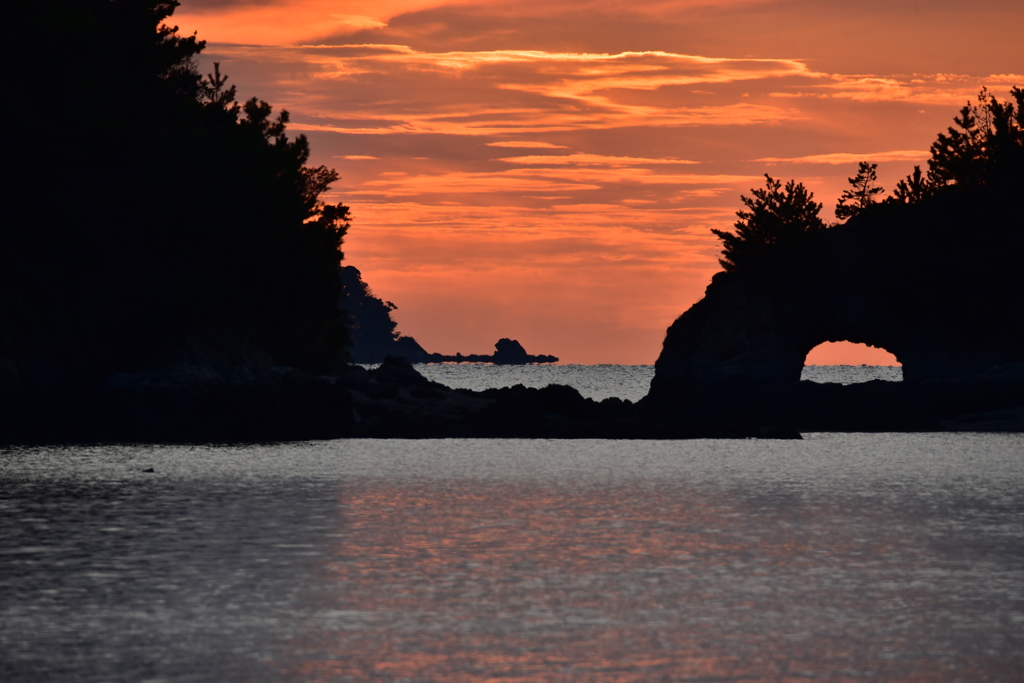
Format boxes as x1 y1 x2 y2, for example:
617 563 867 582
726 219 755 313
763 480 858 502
1 434 1022 682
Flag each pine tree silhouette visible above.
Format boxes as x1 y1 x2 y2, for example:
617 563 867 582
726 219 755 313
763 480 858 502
835 162 884 220
711 175 826 271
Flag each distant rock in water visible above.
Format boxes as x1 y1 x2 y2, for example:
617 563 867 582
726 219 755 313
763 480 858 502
493 338 531 364
340 267 557 365
428 338 558 365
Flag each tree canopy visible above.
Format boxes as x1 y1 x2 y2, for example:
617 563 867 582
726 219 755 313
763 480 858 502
835 162 884 220
889 165 928 205
339 266 400 361
884 86 1024 204
712 87 1022 272
711 175 826 272
927 87 1024 190
4 0 351 379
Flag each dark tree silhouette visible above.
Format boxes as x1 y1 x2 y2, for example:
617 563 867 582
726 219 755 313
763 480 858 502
888 165 929 204
339 266 399 359
339 266 432 363
878 87 1023 210
928 86 1024 190
835 161 884 220
707 88 1022 278
4 0 352 382
711 175 826 271
929 104 981 186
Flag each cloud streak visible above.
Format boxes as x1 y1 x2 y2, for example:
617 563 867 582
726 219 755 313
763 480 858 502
498 154 700 166
487 141 568 148
222 44 810 135
755 150 931 165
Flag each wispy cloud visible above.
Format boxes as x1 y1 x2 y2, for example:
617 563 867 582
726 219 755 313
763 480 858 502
486 141 569 148
498 153 700 166
754 150 931 165
819 73 1024 104
360 171 603 195
218 44 808 135
354 167 757 199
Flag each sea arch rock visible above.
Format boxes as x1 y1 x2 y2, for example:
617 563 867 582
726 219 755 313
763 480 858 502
647 196 1024 410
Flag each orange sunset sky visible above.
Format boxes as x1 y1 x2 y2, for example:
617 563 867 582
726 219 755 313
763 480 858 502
174 0 1022 365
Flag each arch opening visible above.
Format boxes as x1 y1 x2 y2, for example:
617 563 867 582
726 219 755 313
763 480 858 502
802 341 902 385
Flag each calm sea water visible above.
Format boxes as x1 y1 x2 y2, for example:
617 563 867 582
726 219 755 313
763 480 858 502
414 364 903 402
3 366 1021 683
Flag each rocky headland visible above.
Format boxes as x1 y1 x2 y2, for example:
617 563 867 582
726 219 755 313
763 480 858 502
648 184 1024 432
3 4 1020 444
4 180 1023 444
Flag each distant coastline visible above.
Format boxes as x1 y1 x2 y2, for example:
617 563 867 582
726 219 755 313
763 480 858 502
423 341 559 365
340 266 556 365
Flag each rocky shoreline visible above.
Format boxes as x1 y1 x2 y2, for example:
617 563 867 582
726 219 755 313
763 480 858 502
2 356 1021 446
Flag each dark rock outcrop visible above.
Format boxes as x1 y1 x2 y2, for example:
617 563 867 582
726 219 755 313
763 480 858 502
0 353 797 444
5 189 1020 443
492 338 531 364
339 266 431 363
648 190 1024 429
428 338 558 365
343 357 791 439
0 339 356 444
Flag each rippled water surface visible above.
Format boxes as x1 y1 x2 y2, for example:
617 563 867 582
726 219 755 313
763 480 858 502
2 433 1021 682
800 364 903 386
412 364 902 401
416 364 656 401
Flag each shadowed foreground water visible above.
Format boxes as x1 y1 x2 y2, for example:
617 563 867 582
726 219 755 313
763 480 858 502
1 434 1021 682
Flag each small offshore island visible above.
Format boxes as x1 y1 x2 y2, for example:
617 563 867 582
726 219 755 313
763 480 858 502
340 266 558 365
2 2 1022 443
424 338 559 365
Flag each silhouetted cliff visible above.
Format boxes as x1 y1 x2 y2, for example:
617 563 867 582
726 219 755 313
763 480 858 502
648 89 1024 428
339 266 430 363
339 267 558 365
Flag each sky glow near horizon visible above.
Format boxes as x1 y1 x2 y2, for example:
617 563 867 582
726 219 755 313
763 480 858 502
175 0 1022 364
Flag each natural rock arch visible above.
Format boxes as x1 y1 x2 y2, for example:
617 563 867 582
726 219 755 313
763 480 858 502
647 270 908 404
647 197 1023 408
